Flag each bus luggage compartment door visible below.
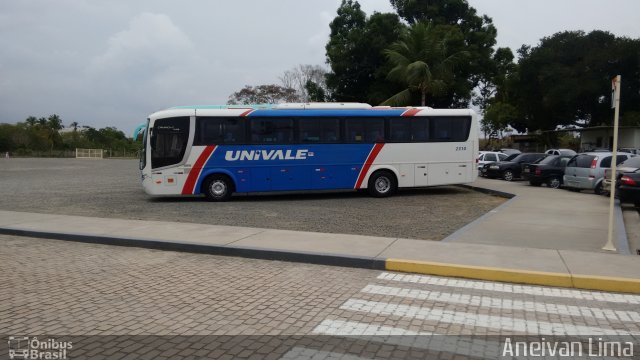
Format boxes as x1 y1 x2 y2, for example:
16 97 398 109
428 163 468 186
414 164 429 187
311 165 356 190
271 166 310 191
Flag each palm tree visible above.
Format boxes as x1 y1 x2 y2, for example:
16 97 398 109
382 22 468 106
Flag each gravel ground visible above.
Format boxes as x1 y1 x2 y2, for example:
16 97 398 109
0 158 505 240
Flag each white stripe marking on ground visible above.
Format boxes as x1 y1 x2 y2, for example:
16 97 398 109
377 272 640 304
340 299 638 336
362 284 640 322
312 319 503 358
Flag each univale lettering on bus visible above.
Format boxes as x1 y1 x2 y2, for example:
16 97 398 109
138 103 478 201
224 149 310 161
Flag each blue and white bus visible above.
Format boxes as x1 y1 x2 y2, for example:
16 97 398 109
139 103 478 201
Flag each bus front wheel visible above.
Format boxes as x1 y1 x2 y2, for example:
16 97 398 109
367 170 397 198
203 175 234 202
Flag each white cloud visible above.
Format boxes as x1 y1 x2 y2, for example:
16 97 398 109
90 13 196 75
86 13 221 121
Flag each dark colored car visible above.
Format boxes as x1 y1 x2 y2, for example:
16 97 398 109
617 171 640 207
522 155 572 188
483 153 547 181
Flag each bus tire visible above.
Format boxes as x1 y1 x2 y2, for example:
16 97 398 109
367 170 397 198
203 174 234 202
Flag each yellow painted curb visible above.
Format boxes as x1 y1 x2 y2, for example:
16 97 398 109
386 259 640 294
571 274 640 294
386 259 573 288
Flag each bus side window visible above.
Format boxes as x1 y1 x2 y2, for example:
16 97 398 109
195 117 245 145
344 118 384 143
299 118 340 143
411 117 429 142
250 117 294 144
389 117 412 142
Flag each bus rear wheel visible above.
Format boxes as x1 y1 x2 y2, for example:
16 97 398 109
203 175 233 202
367 170 397 198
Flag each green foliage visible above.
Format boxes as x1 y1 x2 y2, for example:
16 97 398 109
483 102 517 134
304 80 326 102
503 30 640 132
325 1 405 103
390 0 498 107
0 115 139 157
227 84 299 105
325 0 497 107
382 22 468 106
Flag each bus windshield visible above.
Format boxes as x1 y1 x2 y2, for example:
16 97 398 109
139 119 149 170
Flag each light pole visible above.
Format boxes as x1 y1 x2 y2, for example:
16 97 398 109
603 75 621 252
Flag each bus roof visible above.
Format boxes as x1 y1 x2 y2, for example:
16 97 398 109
150 103 474 120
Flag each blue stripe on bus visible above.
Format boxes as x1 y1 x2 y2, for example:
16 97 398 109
246 109 407 117
194 144 377 193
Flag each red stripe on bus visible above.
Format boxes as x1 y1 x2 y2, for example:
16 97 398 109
401 108 421 117
181 145 217 195
354 143 385 189
239 109 254 117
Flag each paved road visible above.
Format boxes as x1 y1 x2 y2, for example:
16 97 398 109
0 158 504 240
2 236 639 358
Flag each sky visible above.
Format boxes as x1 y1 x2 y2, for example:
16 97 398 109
1 0 639 134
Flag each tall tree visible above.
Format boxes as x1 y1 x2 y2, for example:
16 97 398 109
227 85 299 105
325 1 405 103
389 0 497 107
279 64 328 102
504 30 640 132
476 47 517 137
382 22 468 106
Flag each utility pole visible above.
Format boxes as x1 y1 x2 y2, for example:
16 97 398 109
603 75 621 252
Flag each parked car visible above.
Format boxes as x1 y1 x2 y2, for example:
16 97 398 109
545 149 577 156
563 152 635 194
480 153 518 177
523 155 572 188
617 171 640 206
500 148 522 156
483 153 547 181
603 156 640 193
477 152 508 176
619 147 640 155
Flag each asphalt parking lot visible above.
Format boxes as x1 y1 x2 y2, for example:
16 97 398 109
0 158 505 240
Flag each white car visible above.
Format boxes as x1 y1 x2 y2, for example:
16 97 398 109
477 152 508 176
545 149 577 156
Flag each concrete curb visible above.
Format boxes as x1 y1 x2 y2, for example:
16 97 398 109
2 227 639 294
0 227 386 270
458 184 516 199
386 259 640 294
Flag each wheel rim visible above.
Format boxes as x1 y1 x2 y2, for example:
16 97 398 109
504 171 513 181
375 176 391 193
210 180 227 196
549 178 560 188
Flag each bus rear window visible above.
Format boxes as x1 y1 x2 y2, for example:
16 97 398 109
429 116 471 142
151 117 190 169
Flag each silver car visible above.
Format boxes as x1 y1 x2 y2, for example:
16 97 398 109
563 152 635 194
